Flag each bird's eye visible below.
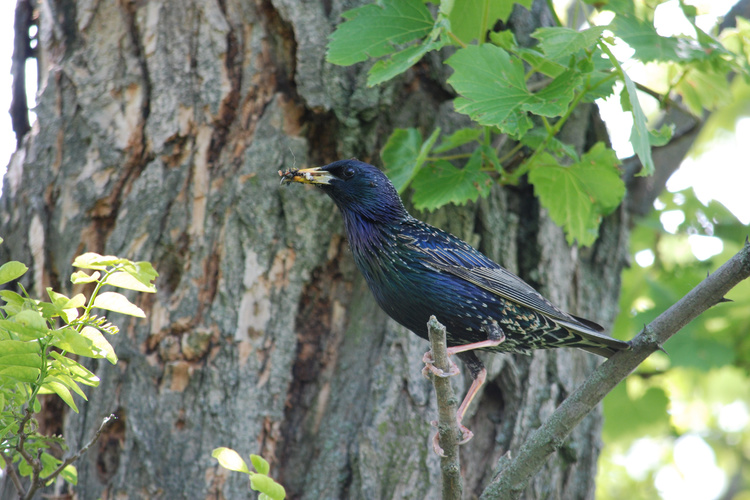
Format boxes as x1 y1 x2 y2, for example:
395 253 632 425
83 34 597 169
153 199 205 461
343 166 356 179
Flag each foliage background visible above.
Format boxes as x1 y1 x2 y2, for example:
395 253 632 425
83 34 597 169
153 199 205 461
569 1 750 498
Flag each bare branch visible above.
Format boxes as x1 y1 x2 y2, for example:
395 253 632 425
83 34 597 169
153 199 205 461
480 241 750 499
49 414 117 480
22 414 116 500
426 316 463 500
2 450 26 497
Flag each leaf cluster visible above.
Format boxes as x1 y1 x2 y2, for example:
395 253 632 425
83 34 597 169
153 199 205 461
212 447 286 500
0 243 157 498
326 0 748 246
601 189 750 497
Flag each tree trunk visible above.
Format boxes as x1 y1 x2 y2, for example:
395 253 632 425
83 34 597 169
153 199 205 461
1 1 629 499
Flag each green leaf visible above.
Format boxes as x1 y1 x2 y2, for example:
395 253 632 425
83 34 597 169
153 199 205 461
251 474 287 500
59 464 78 485
49 351 100 386
48 373 88 400
212 447 250 473
381 127 440 193
103 272 156 293
81 326 117 364
532 26 606 60
0 261 28 285
447 45 582 135
515 47 567 78
123 261 159 289
0 290 26 316
71 270 100 284
0 339 41 355
433 127 482 154
0 310 50 340
674 65 732 114
0 352 41 368
326 0 433 66
368 32 447 86
41 379 78 412
47 288 86 310
520 128 578 160
610 15 708 63
0 341 42 383
447 0 530 44
51 327 116 363
250 454 270 475
0 365 39 383
72 253 123 270
620 70 655 176
40 452 61 479
411 150 492 211
528 143 625 246
92 292 145 318
649 124 674 147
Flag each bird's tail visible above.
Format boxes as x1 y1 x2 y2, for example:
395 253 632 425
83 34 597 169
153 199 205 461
560 315 631 359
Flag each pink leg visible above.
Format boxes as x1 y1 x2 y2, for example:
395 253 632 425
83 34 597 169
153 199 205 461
423 323 506 453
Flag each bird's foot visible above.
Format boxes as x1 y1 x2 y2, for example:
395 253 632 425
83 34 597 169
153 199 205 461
421 351 460 380
429 420 475 456
458 423 474 444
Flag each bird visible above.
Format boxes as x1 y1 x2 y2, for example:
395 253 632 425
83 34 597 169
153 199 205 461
280 159 630 451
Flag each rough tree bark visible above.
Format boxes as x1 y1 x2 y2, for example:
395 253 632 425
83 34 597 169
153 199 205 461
1 1 637 499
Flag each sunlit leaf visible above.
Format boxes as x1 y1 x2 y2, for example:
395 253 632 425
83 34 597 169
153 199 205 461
103 272 156 293
71 270 100 284
212 447 250 473
92 292 145 318
528 143 625 246
251 474 286 500
0 261 28 285
250 454 270 475
620 69 655 176
42 379 78 412
72 253 122 271
59 464 78 485
49 351 100 386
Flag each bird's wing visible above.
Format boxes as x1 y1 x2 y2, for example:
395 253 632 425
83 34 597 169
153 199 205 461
397 226 605 332
431 261 632 352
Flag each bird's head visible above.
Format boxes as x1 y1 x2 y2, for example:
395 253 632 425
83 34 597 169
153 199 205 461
280 159 408 223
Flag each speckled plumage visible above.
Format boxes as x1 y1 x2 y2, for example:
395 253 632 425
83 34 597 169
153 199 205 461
282 159 630 447
281 159 629 368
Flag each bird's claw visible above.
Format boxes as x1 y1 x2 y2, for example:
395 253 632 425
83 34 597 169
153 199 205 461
457 423 474 444
429 419 474 456
421 351 460 379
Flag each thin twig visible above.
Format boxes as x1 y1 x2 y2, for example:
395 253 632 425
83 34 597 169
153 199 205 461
23 414 116 500
427 316 463 500
2 450 26 496
480 240 750 500
50 414 116 479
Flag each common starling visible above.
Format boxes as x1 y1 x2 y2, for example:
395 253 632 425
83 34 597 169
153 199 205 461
281 159 629 448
